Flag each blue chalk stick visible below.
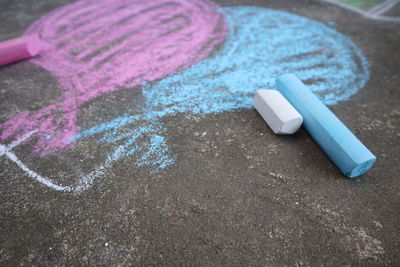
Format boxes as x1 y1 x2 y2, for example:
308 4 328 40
276 74 376 178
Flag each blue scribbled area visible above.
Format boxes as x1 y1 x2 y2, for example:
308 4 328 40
75 6 370 173
145 6 369 111
75 119 175 173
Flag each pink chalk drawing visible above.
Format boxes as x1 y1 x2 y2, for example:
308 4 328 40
0 0 227 154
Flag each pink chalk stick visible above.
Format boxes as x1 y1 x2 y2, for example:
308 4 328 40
0 34 42 66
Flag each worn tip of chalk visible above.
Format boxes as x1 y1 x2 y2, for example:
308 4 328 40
253 89 303 134
276 73 376 178
26 33 42 56
347 157 376 178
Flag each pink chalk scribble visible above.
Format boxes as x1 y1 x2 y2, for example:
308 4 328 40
0 0 227 154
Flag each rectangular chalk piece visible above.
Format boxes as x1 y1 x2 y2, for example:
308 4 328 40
0 34 42 66
253 89 303 134
276 73 376 178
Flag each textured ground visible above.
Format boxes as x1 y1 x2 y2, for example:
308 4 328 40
0 0 399 266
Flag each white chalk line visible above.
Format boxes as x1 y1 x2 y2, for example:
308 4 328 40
0 131 125 193
321 0 400 22
368 0 394 14
368 0 400 15
8 130 38 149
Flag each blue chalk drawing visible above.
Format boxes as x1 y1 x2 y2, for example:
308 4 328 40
74 6 370 173
74 119 176 173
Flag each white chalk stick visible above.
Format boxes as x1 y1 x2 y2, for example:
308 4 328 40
253 90 303 134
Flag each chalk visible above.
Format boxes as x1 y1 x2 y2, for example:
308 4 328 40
0 34 41 66
253 90 303 134
276 74 376 178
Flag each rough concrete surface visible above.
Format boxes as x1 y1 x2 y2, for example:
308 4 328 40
0 0 399 266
